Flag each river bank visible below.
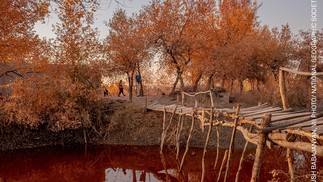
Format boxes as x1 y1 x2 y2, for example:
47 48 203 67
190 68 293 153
0 95 247 151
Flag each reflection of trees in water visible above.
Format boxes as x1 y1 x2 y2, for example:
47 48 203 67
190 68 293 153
14 161 95 182
0 145 305 182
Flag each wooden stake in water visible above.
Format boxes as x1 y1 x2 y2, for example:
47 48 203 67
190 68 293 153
224 104 240 182
235 125 254 182
180 109 195 171
201 107 214 182
250 113 271 182
213 126 220 170
217 149 228 182
287 148 295 182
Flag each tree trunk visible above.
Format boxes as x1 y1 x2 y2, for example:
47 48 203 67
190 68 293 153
171 66 184 93
207 74 214 90
229 79 234 96
221 78 225 88
171 73 180 93
192 72 203 91
239 80 243 94
179 72 184 92
127 70 135 102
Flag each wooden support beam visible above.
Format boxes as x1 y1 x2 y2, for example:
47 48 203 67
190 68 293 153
235 125 254 182
268 133 323 157
180 109 195 171
287 148 294 182
279 69 289 110
176 111 183 160
160 107 167 153
201 107 214 182
251 113 271 182
280 67 323 76
217 150 228 182
201 109 205 132
213 126 220 170
224 105 241 182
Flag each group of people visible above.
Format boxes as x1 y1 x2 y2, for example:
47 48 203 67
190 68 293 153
102 75 142 97
102 80 125 97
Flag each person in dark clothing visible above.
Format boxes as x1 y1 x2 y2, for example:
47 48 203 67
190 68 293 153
135 74 142 96
118 80 125 97
103 86 109 97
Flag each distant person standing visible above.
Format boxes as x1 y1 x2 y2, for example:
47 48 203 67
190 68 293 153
135 74 142 96
103 86 110 97
118 80 125 97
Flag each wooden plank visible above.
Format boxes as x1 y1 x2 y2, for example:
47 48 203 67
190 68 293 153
271 115 312 127
301 124 323 135
270 112 311 122
286 117 323 129
240 107 282 115
239 103 269 111
280 67 323 76
242 107 283 117
262 116 315 132
247 111 295 120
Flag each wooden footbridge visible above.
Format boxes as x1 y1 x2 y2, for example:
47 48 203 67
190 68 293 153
146 68 323 182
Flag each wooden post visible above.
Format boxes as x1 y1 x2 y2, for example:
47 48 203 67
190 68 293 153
182 92 185 106
279 69 289 110
224 105 240 182
235 125 254 182
213 126 220 170
209 90 214 108
176 112 184 160
201 107 214 182
287 148 295 182
180 109 195 171
201 110 205 132
160 152 170 181
250 113 271 182
160 107 166 153
217 150 228 182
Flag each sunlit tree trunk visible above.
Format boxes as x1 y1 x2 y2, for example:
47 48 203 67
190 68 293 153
192 72 203 91
207 74 214 90
221 78 226 88
239 79 243 94
171 73 180 93
127 68 135 102
229 79 234 96
179 72 184 92
171 66 185 93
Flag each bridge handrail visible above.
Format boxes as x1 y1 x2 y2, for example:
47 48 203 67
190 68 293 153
280 67 323 76
181 90 214 108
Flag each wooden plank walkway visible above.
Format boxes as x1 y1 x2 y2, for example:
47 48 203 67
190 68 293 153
148 102 323 160
147 102 323 136
149 100 323 182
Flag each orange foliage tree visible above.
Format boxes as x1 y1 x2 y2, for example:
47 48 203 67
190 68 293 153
1 0 104 131
141 0 217 93
106 10 151 101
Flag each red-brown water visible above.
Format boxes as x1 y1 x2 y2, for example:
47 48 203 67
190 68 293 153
0 145 321 182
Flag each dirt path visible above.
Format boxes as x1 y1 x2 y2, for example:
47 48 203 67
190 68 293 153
106 94 179 107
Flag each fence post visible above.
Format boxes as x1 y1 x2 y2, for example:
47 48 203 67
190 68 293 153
279 69 289 110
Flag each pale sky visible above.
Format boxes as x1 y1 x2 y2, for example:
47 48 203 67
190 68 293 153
34 0 323 39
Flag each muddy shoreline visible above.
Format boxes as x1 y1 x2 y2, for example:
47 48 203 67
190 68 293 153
0 100 250 151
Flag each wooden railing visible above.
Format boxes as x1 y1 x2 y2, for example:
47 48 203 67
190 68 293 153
279 67 323 110
181 90 214 108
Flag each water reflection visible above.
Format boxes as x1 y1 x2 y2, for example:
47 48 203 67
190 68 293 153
0 145 308 182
